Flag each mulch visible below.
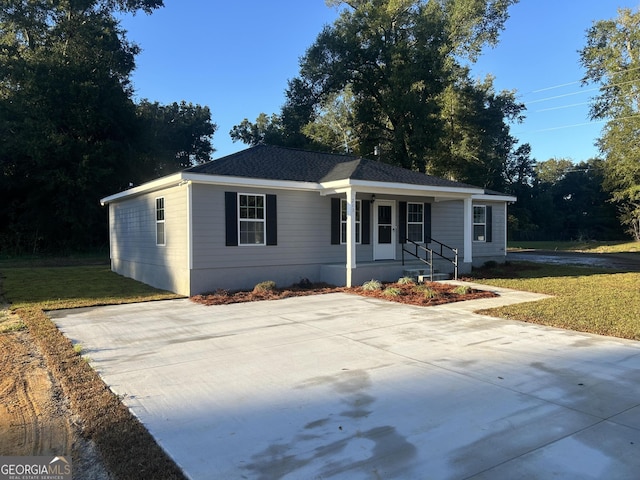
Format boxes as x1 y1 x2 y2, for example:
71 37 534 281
191 280 497 307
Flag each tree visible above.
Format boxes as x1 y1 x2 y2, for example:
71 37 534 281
1 1 150 252
580 7 640 240
301 87 357 153
232 0 519 178
434 72 525 189
230 113 285 147
135 100 217 183
0 0 216 253
510 158 625 241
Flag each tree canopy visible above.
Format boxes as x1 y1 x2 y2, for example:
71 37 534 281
0 0 216 253
580 7 640 240
232 0 525 190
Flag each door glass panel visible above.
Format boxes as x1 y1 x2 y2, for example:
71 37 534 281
378 205 392 244
378 225 392 243
378 205 391 225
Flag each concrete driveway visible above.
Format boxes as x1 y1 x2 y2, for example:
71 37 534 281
50 286 640 479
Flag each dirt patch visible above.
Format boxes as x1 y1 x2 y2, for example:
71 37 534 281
0 326 112 479
0 331 73 457
192 280 497 307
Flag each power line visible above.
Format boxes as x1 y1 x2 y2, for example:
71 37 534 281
522 65 640 97
515 113 640 135
536 101 592 113
531 81 580 94
525 78 640 105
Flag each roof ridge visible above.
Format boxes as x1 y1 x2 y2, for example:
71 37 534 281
259 143 363 161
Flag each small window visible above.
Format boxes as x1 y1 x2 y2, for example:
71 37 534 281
473 205 486 242
156 197 165 246
340 199 361 244
407 202 424 243
239 194 265 245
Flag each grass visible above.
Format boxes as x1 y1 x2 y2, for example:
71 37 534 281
508 240 640 254
0 262 185 479
470 262 640 340
4 265 181 310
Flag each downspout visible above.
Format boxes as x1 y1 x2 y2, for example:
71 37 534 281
463 196 473 264
346 188 357 287
504 202 508 258
186 181 194 292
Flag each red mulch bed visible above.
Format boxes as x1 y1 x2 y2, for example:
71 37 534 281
191 281 497 307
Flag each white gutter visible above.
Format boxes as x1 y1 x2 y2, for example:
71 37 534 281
100 172 321 205
320 179 484 198
100 173 184 205
184 173 319 192
472 193 517 202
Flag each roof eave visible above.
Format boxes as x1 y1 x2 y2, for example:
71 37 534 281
184 173 320 191
472 193 518 202
100 172 185 205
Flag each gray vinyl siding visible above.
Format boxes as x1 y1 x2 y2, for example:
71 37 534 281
190 184 374 292
472 201 508 261
430 200 465 257
425 199 507 264
109 185 189 294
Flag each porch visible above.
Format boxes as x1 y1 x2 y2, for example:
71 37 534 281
319 258 470 287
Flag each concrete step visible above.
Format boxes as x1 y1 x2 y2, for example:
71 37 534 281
403 268 451 282
418 273 450 282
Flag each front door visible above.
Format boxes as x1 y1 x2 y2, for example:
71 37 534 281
374 200 396 260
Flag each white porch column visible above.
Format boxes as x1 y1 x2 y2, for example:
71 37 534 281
345 188 357 287
463 196 473 263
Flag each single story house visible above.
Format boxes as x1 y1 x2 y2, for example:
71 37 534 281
100 144 516 296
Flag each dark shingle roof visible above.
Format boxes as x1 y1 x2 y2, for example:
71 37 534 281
186 144 481 190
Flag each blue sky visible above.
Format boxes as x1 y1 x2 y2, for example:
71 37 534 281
119 1 639 163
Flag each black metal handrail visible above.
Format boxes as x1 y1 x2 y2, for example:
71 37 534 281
401 237 458 280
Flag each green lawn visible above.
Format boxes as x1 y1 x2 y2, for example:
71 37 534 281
470 263 640 341
508 240 640 253
3 265 181 311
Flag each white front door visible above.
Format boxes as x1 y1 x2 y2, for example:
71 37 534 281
374 200 396 260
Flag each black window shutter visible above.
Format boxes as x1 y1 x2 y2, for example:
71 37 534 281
266 194 277 246
486 205 493 242
362 200 370 245
399 201 407 243
225 192 238 246
424 203 432 243
330 198 340 245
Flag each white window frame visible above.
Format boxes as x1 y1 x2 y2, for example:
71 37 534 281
238 193 266 246
340 199 362 245
407 202 424 243
155 197 165 246
473 205 486 242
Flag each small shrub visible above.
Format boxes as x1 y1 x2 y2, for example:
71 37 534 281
422 287 438 299
362 279 382 291
397 276 415 285
253 280 277 293
383 287 402 297
296 278 313 289
453 285 470 295
414 284 438 298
